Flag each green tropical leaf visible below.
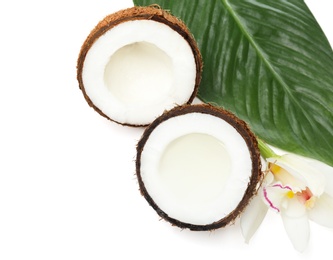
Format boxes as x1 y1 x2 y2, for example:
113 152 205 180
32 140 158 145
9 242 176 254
133 0 333 166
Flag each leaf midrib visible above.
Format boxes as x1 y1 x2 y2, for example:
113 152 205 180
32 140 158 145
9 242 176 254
221 0 318 134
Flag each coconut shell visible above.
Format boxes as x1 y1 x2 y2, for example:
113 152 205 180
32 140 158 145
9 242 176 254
136 104 263 231
77 6 203 126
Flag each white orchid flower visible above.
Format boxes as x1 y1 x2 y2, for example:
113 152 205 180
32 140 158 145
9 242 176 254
240 140 333 252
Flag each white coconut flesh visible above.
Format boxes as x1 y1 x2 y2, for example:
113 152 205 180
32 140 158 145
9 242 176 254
139 112 253 226
82 20 197 125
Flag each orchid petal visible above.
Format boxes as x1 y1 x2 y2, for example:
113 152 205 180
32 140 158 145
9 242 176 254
268 154 326 196
240 193 268 243
263 171 274 186
267 157 306 191
323 171 333 198
308 193 333 228
263 183 292 212
306 159 333 197
281 198 309 252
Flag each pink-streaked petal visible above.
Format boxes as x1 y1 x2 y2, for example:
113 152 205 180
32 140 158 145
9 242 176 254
263 183 291 212
281 198 309 252
269 154 326 196
240 193 268 243
308 193 333 228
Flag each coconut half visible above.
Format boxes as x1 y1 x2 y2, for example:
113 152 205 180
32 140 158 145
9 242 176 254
77 6 202 126
136 104 262 231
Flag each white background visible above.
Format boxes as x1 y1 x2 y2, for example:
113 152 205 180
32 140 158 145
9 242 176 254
0 1 332 259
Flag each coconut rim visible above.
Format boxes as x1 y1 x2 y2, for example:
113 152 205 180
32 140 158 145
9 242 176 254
77 6 203 127
136 104 263 231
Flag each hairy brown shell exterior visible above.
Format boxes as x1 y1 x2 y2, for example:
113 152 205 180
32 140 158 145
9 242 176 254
77 6 203 126
136 104 263 231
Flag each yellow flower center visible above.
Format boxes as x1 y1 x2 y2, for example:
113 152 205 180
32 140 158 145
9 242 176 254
286 190 294 199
